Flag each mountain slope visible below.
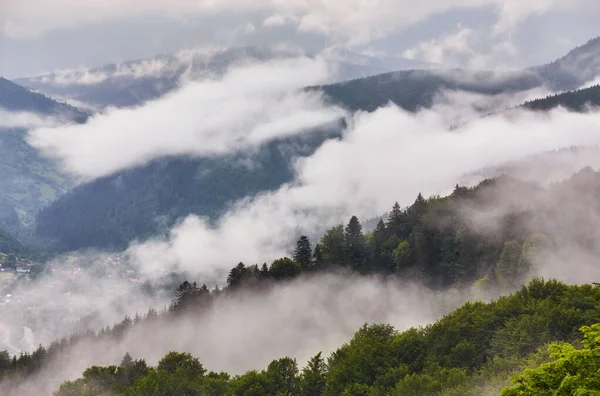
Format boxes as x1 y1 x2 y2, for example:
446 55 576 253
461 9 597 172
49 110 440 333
35 124 342 251
522 84 600 111
314 68 543 112
0 77 88 122
315 37 600 113
0 78 83 234
31 38 600 251
532 37 600 91
15 47 426 109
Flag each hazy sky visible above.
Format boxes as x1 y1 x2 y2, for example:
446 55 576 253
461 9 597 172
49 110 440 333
1 1 600 78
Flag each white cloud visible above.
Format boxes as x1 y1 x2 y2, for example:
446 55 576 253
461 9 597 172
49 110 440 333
263 14 294 27
126 105 600 279
6 273 460 395
0 109 60 129
403 24 520 69
2 0 596 45
403 25 475 65
28 57 344 179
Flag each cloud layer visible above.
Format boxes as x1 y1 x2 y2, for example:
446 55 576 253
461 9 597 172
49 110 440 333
0 109 61 129
28 57 343 179
3 0 595 43
126 104 600 279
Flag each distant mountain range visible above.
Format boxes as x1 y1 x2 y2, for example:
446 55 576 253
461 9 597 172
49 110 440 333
3 38 600 252
316 37 600 113
15 47 430 109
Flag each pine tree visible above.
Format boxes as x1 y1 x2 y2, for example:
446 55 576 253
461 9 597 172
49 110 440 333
293 235 313 269
387 202 408 239
227 262 247 289
320 225 345 266
408 193 427 225
300 352 327 396
370 219 393 274
344 216 366 270
260 263 270 277
312 243 324 270
120 353 133 368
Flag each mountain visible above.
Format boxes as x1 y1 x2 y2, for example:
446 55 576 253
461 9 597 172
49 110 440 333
0 78 85 235
20 37 600 112
35 123 343 251
315 37 600 113
15 47 426 109
532 37 600 91
522 84 600 111
0 77 88 122
31 37 600 251
14 47 289 108
314 68 543 112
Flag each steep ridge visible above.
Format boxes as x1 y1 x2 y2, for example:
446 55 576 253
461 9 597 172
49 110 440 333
0 77 88 122
0 78 86 234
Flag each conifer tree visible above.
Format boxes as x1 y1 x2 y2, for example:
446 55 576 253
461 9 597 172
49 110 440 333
344 216 366 270
300 352 327 396
312 243 324 270
294 235 313 270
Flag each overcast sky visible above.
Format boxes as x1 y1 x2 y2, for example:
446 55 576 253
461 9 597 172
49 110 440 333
1 1 600 78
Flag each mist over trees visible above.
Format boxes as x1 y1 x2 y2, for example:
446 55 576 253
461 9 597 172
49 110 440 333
3 167 600 394
41 280 600 395
4 29 600 396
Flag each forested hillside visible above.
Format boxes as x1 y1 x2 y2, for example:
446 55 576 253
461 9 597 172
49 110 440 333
0 78 86 234
0 78 88 122
5 279 600 395
316 37 600 113
314 69 542 112
29 37 600 252
6 168 600 393
522 85 600 111
35 124 342 251
220 168 600 290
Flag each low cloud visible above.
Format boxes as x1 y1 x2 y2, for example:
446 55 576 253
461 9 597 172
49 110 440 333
28 57 344 180
403 24 519 70
127 105 600 279
0 109 61 129
6 273 460 396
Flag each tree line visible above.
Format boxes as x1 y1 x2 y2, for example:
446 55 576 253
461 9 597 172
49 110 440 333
5 168 600 392
51 279 600 395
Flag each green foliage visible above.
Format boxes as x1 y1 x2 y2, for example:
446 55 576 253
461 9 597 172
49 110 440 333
523 85 600 112
266 357 300 395
319 225 345 266
325 323 397 395
49 280 600 396
293 236 313 270
171 281 211 312
270 258 302 281
495 240 523 286
344 216 366 271
501 323 600 395
300 353 327 396
518 233 553 276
